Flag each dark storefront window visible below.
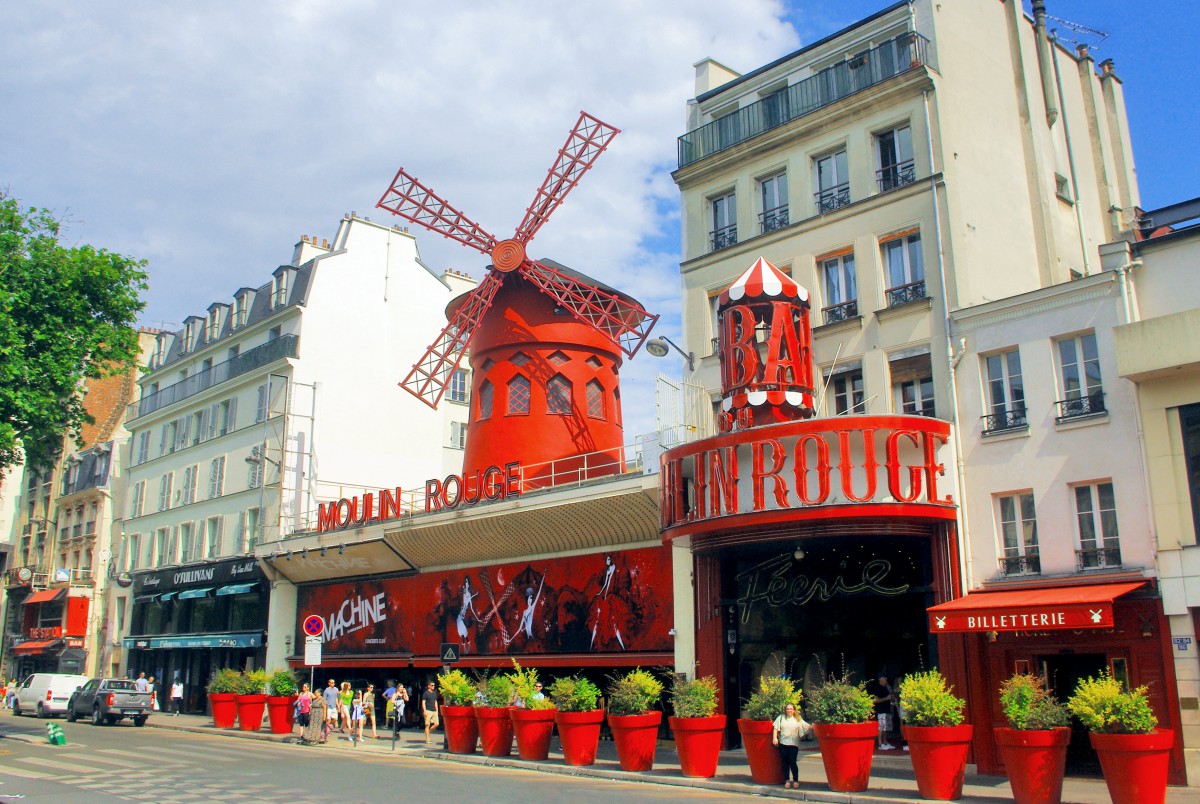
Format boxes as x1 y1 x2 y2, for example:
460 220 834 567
144 603 166 635
189 598 224 633
230 593 264 631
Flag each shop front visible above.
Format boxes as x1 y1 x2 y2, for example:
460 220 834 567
11 588 91 677
123 557 267 713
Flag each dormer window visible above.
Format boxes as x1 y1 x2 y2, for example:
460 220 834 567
184 321 196 351
233 292 251 328
206 306 226 341
272 272 289 307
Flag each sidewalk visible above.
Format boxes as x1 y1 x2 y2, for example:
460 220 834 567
145 713 1196 803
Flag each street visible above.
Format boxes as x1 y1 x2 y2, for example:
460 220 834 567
0 716 745 803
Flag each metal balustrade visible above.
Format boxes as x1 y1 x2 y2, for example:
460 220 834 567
822 300 859 324
815 184 851 214
1077 546 1121 570
1000 554 1041 576
982 408 1028 434
885 279 927 307
1056 392 1106 421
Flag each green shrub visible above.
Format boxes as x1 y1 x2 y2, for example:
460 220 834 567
475 672 514 708
506 660 555 711
806 673 874 725
742 675 802 721
206 668 242 695
606 668 663 716
999 673 1068 730
670 675 719 718
269 668 299 697
236 669 269 695
437 669 476 706
1067 671 1157 735
899 670 965 727
547 676 603 713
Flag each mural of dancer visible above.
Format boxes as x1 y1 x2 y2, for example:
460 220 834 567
456 576 480 654
588 554 633 650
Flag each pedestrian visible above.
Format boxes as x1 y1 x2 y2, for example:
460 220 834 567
295 682 312 740
390 683 409 731
304 683 327 745
772 702 810 789
421 681 439 745
147 676 159 712
170 678 184 716
868 673 896 751
339 681 353 732
350 689 365 743
0 679 7 710
363 684 378 740
135 672 148 692
323 679 339 736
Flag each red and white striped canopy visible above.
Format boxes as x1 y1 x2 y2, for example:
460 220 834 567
718 257 810 306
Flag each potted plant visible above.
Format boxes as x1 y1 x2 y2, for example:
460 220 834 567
737 675 801 785
807 672 877 793
266 668 299 735
899 669 973 801
606 668 664 772
206 668 241 729
995 673 1070 804
1067 670 1173 804
549 675 604 766
474 672 516 757
506 661 557 761
668 674 724 778
235 669 270 732
438 669 479 754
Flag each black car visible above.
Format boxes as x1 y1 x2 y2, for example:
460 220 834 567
67 678 153 726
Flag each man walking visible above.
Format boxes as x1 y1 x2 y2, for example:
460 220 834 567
421 681 439 745
170 678 184 715
869 673 896 751
323 679 340 737
135 672 148 693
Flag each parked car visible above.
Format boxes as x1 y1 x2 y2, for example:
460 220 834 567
12 673 90 718
67 678 153 726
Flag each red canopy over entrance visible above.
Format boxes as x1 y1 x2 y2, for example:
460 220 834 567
12 639 62 655
927 581 1147 633
23 588 66 605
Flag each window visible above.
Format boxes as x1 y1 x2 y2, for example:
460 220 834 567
546 375 572 415
820 252 857 323
272 272 288 307
586 380 605 419
1055 173 1072 203
126 534 140 570
179 522 194 563
1075 482 1121 569
478 380 494 420
891 353 935 417
184 321 197 351
983 349 1026 433
233 293 249 327
245 508 260 552
157 472 173 512
831 370 864 415
247 448 264 489
507 375 531 416
709 190 736 251
449 369 469 403
155 527 170 565
268 325 281 342
206 517 223 559
814 150 850 213
207 310 221 340
758 171 788 233
130 481 145 519
1056 333 1105 419
255 384 268 423
181 465 198 505
881 231 925 306
135 432 150 465
998 492 1039 575
876 124 915 191
1182 404 1200 543
220 398 237 434
760 86 790 129
228 345 240 362
191 410 204 446
209 457 225 498
450 421 467 449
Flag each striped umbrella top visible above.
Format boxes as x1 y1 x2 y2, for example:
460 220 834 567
717 257 810 306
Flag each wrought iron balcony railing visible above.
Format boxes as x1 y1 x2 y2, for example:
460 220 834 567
982 407 1028 434
710 224 738 252
822 300 859 325
815 184 852 214
759 206 789 234
1077 546 1121 570
885 279 927 307
877 159 917 193
678 33 929 168
1056 392 1106 422
1000 554 1041 576
128 334 298 421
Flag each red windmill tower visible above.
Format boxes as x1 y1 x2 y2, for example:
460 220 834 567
376 112 658 491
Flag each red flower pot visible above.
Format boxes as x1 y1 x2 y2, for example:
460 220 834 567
266 695 297 735
235 694 269 731
556 709 604 766
1089 729 1174 804
475 706 515 757
209 693 237 729
608 711 662 771
902 724 974 801
442 705 479 754
737 719 785 785
670 714 725 778
814 721 878 793
994 727 1070 804
511 707 557 761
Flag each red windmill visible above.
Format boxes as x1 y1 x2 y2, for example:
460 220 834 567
376 111 659 491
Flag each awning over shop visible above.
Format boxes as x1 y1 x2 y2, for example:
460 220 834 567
122 631 262 650
927 581 1147 633
133 594 156 603
177 587 214 600
12 638 63 655
215 582 259 596
158 591 177 602
23 588 66 605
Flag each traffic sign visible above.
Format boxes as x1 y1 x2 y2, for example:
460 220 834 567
302 614 326 637
304 635 322 666
440 642 461 663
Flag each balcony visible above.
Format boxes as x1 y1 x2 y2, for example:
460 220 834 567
982 407 1028 435
759 205 789 234
885 279 927 307
1077 546 1121 570
710 224 738 252
129 334 298 420
815 184 851 214
678 32 929 168
1056 392 1106 422
822 300 859 325
1000 554 1041 576
877 159 917 193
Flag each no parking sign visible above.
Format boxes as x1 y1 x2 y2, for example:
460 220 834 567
303 614 326 638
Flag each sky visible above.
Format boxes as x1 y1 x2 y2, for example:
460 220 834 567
3 0 1197 443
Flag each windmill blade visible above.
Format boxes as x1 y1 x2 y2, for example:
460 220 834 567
399 272 504 407
377 168 498 256
513 112 620 244
519 260 659 358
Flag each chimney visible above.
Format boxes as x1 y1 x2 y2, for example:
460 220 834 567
1076 44 1089 60
1099 59 1115 75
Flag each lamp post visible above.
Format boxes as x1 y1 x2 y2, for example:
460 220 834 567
646 336 695 372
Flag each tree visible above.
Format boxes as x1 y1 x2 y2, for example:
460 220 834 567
0 193 148 472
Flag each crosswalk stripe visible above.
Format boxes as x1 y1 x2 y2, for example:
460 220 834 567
65 752 146 768
95 747 192 764
0 764 54 779
17 756 105 774
133 744 241 761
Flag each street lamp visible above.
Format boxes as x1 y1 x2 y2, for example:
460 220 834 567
646 336 695 372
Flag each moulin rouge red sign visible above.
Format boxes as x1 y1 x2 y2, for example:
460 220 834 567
296 546 673 658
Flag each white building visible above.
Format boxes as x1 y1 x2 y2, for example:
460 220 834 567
115 214 474 708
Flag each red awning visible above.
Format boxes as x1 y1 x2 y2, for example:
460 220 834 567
927 581 1147 633
12 639 62 655
23 588 66 605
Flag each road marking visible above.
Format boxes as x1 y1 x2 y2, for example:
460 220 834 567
0 764 53 779
132 744 240 762
16 756 105 774
64 752 145 768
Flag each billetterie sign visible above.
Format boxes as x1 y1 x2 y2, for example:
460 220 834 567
317 462 521 533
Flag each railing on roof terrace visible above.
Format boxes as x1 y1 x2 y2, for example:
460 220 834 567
128 334 298 421
678 32 929 168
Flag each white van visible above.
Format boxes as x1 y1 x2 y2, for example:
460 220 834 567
13 673 89 718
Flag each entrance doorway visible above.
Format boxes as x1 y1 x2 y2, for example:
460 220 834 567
1041 652 1105 777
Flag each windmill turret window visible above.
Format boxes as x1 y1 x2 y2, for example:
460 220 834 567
547 351 570 366
507 375 531 416
511 352 532 367
478 381 494 420
586 380 605 419
547 375 572 415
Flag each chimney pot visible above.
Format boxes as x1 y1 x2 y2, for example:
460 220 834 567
301 235 309 243
1076 44 1089 59
1099 58 1115 74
